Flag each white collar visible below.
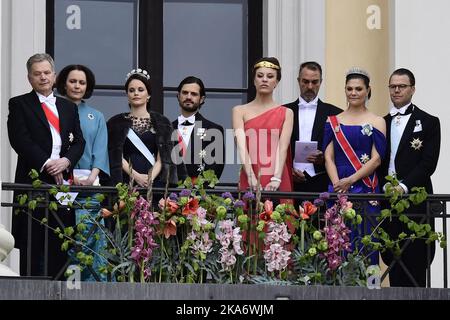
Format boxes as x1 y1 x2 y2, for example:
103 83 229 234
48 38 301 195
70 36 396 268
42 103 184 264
37 91 56 104
178 113 196 124
389 103 412 116
298 96 318 108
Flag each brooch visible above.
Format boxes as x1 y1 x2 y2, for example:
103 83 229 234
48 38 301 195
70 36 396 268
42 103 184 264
410 138 423 151
198 149 207 159
197 128 206 140
334 126 340 133
360 153 370 164
87 113 95 120
360 123 373 136
69 132 74 143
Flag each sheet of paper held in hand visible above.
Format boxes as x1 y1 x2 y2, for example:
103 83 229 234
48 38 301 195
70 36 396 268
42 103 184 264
295 141 318 163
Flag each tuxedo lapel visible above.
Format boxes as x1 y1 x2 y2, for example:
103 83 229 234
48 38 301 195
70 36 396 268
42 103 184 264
311 99 327 142
291 99 300 142
397 108 417 155
26 91 51 132
188 113 204 162
56 97 68 139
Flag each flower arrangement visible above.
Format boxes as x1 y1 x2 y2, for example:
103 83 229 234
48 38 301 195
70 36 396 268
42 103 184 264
15 170 446 286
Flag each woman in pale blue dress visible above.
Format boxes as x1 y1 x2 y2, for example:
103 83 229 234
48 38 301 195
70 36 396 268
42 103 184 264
323 68 386 265
56 65 110 281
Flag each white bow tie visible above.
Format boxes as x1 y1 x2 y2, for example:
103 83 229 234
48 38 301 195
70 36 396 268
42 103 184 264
389 105 413 117
179 115 195 125
40 95 56 105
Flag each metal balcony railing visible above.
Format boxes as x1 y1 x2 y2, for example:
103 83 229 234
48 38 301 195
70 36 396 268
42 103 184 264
1 182 449 288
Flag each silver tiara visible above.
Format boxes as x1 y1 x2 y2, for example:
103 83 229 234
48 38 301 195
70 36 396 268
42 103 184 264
346 67 370 80
126 68 150 81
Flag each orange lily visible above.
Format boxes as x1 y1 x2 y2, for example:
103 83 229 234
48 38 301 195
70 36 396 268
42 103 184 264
182 197 199 216
299 201 317 220
163 220 177 239
159 198 179 214
259 200 273 221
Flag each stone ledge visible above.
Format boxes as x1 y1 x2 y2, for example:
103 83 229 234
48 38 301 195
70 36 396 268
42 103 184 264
0 279 449 300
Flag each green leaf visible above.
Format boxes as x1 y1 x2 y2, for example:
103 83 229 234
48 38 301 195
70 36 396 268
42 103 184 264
49 201 58 212
29 169 39 180
32 179 42 188
61 241 69 252
77 223 87 233
380 209 391 219
49 187 59 196
18 194 28 206
399 214 409 223
64 227 75 237
95 194 106 202
28 200 37 210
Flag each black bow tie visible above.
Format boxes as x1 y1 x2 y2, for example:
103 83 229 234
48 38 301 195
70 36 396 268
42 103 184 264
391 105 414 117
181 120 194 126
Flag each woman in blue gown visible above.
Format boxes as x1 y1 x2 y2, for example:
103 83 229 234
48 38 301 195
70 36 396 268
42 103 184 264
56 64 110 281
323 68 386 265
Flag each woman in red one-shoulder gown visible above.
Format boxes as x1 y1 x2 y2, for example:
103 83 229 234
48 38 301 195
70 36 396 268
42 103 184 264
232 57 293 196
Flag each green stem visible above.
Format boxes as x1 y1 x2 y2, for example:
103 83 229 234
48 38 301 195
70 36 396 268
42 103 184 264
140 260 145 283
128 212 134 283
159 236 164 283
301 221 305 253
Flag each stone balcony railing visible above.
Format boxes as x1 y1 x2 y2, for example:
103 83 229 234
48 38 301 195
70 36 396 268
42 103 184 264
0 223 18 277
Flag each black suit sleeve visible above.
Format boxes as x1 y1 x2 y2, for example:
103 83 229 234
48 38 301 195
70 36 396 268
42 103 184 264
7 97 49 170
403 116 440 190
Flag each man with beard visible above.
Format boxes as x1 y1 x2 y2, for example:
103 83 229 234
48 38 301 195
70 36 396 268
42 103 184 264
172 76 225 181
284 61 341 193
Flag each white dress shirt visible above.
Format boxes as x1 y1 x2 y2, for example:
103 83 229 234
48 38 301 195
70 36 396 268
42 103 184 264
294 96 319 177
178 113 196 146
388 103 413 193
37 92 62 171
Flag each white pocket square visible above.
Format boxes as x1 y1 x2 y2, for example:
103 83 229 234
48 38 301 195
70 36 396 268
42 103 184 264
413 120 422 132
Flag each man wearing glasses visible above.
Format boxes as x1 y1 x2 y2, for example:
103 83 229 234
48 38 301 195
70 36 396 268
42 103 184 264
380 68 441 287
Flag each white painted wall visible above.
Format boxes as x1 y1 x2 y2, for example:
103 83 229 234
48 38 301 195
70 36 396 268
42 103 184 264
393 0 450 288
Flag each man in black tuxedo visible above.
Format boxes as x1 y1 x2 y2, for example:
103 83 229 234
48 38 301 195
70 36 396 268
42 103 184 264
7 53 85 278
172 76 225 181
284 62 341 193
380 68 441 287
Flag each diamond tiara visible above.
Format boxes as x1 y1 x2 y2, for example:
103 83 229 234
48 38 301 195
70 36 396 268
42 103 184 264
126 68 150 81
346 67 370 80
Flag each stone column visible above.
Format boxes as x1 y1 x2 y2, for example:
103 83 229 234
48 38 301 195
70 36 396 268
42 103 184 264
325 0 390 115
264 0 326 103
